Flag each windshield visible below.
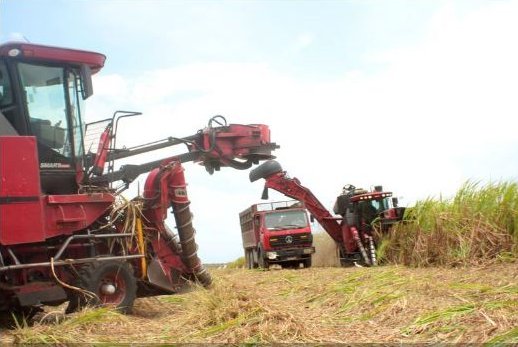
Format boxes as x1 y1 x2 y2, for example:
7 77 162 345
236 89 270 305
18 62 84 168
264 210 308 230
369 197 390 213
357 197 391 225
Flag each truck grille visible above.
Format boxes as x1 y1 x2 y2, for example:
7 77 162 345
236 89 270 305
269 233 312 247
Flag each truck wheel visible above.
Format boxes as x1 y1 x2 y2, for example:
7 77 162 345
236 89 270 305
257 248 270 270
67 261 137 314
252 249 259 269
245 250 252 269
303 257 312 268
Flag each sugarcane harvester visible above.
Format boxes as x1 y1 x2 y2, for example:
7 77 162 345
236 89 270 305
0 42 277 315
249 160 404 266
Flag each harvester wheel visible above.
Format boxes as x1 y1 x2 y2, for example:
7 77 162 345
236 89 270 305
0 306 42 327
67 261 137 314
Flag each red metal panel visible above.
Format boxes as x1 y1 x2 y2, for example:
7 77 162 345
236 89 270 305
44 194 114 238
0 137 45 245
0 42 106 73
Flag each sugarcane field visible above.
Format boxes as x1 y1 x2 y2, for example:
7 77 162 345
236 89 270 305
2 212 518 344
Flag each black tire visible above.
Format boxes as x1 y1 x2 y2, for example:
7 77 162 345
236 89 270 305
67 261 137 314
245 250 252 270
249 160 283 182
257 247 270 270
0 306 41 327
249 250 256 269
303 257 312 268
252 249 259 269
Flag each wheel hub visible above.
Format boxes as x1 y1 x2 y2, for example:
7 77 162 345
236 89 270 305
101 283 116 295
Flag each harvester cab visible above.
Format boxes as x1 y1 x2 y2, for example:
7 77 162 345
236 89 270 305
0 42 103 195
0 41 278 315
333 184 404 233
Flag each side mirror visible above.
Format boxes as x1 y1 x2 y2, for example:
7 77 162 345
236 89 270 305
310 215 315 223
392 197 399 208
80 64 93 99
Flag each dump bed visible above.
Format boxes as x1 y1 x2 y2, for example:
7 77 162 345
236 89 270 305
239 205 258 249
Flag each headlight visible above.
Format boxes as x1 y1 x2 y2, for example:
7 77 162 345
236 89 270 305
266 252 278 260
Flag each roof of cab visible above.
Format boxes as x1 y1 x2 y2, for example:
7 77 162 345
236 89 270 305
0 42 106 73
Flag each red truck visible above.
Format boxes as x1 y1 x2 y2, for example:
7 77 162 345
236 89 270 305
239 201 315 269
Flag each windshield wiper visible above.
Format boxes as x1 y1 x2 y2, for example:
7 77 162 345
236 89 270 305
281 224 305 229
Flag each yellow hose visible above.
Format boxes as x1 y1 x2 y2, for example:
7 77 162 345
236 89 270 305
136 217 147 279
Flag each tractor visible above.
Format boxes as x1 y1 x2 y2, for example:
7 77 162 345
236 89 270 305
0 41 277 316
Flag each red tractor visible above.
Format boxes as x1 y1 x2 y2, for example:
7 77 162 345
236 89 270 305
250 160 404 266
0 42 277 316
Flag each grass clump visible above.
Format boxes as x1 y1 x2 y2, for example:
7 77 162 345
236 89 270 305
486 327 518 345
227 256 246 269
381 181 518 266
11 307 127 344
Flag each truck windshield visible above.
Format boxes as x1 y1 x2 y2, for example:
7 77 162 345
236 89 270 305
265 210 308 230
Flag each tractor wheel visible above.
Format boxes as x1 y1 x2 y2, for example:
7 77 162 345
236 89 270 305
67 261 137 314
0 306 42 327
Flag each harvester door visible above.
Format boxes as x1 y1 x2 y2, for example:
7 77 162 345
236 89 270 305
0 137 45 245
17 63 83 194
0 61 17 135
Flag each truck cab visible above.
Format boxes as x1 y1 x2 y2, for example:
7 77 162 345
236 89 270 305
239 200 315 269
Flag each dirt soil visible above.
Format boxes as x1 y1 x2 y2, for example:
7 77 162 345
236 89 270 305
1 263 517 344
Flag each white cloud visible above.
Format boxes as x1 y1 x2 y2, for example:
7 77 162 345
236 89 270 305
86 1 518 262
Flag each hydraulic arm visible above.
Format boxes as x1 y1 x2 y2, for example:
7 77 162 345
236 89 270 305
87 115 277 187
249 160 343 244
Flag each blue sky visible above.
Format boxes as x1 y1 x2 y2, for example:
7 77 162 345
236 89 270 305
1 1 480 75
2 0 518 262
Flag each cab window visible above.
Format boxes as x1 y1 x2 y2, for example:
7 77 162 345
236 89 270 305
18 63 72 168
0 61 12 108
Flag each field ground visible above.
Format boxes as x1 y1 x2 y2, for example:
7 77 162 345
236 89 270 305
1 263 517 344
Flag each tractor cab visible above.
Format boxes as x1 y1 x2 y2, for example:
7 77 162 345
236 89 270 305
333 185 402 232
0 42 105 194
